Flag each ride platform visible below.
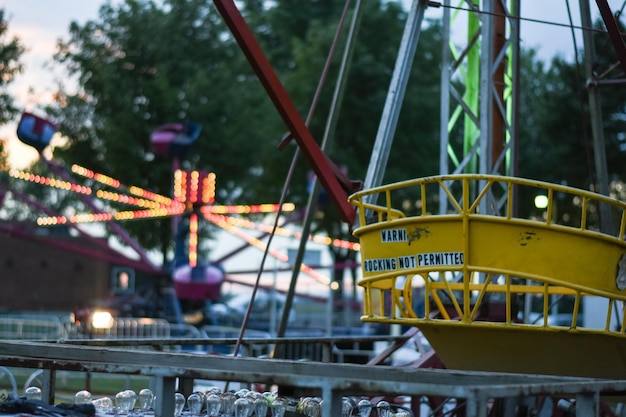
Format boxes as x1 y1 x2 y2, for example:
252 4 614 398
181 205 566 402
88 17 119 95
349 174 626 379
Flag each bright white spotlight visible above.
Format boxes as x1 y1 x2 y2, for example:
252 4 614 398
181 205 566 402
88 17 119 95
91 311 114 329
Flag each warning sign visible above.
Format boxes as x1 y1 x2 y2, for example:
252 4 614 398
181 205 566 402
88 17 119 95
417 252 464 267
380 228 408 243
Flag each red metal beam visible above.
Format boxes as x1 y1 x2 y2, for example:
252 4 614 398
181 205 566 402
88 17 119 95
595 0 626 75
212 0 359 225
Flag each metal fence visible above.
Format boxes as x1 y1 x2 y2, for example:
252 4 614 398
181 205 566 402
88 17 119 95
0 315 380 362
0 315 65 340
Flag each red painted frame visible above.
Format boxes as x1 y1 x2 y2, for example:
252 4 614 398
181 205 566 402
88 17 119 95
212 0 360 225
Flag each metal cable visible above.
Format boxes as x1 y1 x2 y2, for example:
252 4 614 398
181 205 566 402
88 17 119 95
227 0 354 374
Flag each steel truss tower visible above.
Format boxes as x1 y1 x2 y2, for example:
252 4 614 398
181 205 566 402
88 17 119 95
439 0 520 214
362 0 520 215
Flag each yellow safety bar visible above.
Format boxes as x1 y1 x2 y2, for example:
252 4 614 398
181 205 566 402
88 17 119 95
348 175 626 378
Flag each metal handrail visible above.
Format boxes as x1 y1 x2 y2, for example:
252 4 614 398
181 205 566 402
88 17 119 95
1 339 625 417
348 174 626 334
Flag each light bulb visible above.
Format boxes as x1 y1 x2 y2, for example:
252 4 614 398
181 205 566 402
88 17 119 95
262 392 276 406
235 397 252 417
24 386 42 401
116 390 133 413
222 392 237 417
357 399 372 417
138 388 155 411
254 396 269 417
75 390 92 405
375 401 391 417
206 393 222 417
187 393 203 416
244 392 260 417
270 398 286 417
125 390 137 410
92 397 113 414
174 393 186 417
304 398 321 417
341 397 355 417
235 389 250 398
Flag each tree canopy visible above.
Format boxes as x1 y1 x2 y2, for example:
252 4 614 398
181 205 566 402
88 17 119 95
0 9 24 126
40 0 443 262
3 0 625 283
0 8 24 203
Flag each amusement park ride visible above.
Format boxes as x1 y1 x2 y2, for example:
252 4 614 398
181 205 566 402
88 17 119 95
2 0 626 415
212 0 626 383
7 111 351 325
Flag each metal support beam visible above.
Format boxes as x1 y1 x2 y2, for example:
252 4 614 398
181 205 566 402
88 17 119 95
212 0 358 224
153 375 176 417
440 0 520 214
576 391 600 415
42 368 56 405
362 0 429 201
580 0 614 234
595 0 626 75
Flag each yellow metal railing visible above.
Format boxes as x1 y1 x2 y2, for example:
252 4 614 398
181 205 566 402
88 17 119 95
348 174 626 335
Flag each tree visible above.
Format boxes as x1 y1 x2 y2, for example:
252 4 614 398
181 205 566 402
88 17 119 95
516 18 626 226
49 0 626 311
45 0 444 294
0 8 24 127
0 8 25 214
47 0 280 261
243 0 443 310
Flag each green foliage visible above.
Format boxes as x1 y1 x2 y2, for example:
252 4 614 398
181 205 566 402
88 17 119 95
29 0 626 286
0 8 27 215
255 1 442 217
516 18 626 224
43 0 440 263
47 0 280 254
0 9 24 127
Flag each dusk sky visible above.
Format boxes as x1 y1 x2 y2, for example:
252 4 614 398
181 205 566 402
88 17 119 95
0 0 614 168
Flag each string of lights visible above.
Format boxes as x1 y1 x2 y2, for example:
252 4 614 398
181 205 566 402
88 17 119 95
36 205 186 226
201 203 296 214
10 166 184 210
11 164 354 269
8 169 92 195
72 164 178 207
209 213 360 252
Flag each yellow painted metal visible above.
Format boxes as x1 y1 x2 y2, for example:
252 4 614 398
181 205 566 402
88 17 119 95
413 321 626 379
349 174 626 378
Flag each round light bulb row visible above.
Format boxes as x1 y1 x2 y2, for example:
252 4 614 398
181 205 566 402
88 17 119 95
208 214 360 252
96 189 175 209
8 169 92 195
37 206 186 226
72 163 178 206
71 164 121 188
203 203 295 215
25 385 404 417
